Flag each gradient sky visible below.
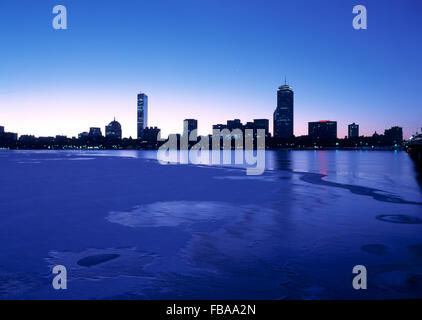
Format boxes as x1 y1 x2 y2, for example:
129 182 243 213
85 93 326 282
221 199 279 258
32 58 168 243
0 0 421 139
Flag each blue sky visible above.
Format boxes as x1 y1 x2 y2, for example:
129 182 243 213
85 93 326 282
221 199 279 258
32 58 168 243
0 0 421 138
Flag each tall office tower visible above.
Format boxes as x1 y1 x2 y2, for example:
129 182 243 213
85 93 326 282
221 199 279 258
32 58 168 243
137 92 148 140
348 123 359 138
308 120 337 140
0 126 4 134
273 80 294 139
183 119 198 140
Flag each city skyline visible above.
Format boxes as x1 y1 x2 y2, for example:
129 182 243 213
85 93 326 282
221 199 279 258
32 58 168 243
0 83 413 142
0 100 407 145
0 0 421 139
0 88 413 144
1 78 420 141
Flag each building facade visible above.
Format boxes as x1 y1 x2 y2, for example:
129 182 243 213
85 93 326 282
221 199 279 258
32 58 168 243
78 132 89 139
273 82 294 139
251 119 269 136
105 118 122 139
89 127 102 137
226 119 243 131
143 126 161 144
384 126 403 144
348 123 359 138
183 119 198 140
137 92 148 140
308 121 337 140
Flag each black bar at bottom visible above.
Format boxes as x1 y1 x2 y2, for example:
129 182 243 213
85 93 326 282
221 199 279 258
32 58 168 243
0 300 419 319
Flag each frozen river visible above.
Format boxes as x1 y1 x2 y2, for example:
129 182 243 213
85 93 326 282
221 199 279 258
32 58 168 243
0 150 421 299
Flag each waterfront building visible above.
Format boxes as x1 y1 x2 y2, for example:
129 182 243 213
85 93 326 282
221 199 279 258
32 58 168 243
384 126 403 144
308 120 337 140
183 119 198 140
137 92 148 139
143 126 161 144
105 118 122 139
348 123 359 138
273 81 294 139
89 127 102 137
78 132 89 139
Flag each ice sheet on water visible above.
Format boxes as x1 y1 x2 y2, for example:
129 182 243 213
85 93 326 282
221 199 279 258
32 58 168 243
45 247 155 280
106 201 283 231
107 201 242 228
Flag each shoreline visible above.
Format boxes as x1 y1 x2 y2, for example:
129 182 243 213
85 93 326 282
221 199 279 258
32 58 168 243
0 147 406 152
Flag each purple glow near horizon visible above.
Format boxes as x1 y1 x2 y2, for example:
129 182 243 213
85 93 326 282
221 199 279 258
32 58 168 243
0 0 421 139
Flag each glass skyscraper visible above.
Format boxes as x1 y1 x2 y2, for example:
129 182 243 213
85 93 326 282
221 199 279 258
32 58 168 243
137 92 148 140
273 82 294 139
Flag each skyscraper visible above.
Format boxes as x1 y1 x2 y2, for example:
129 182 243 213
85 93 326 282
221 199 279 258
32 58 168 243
348 123 359 138
137 92 148 140
273 80 294 139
